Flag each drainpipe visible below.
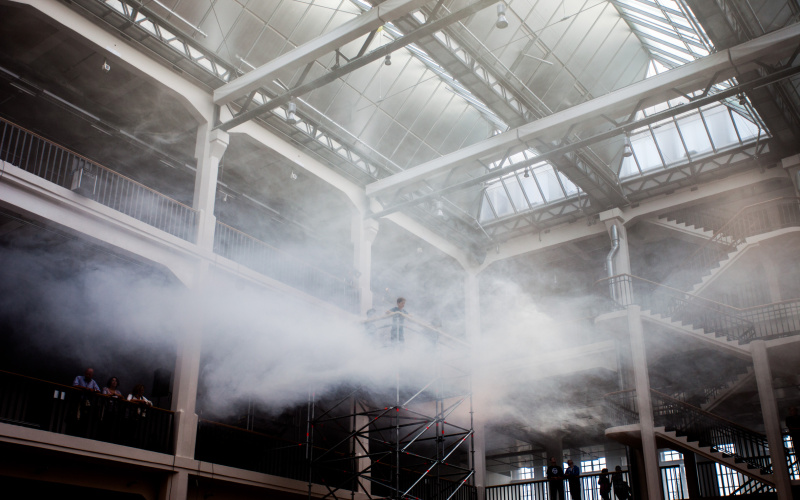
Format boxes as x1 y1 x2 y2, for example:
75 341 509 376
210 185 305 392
606 224 620 301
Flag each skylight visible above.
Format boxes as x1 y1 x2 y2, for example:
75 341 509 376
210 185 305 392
611 0 712 68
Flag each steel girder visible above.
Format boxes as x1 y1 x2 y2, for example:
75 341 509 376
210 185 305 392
366 25 800 213
388 10 629 210
214 0 497 132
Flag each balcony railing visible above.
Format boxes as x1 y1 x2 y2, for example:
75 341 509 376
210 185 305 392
0 370 173 454
666 197 800 291
0 117 197 241
214 221 360 313
597 274 800 343
486 470 631 500
597 274 757 343
195 419 310 481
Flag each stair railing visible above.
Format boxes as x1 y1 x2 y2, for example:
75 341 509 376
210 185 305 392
596 274 757 343
598 274 800 343
650 390 774 474
665 197 800 290
604 389 639 427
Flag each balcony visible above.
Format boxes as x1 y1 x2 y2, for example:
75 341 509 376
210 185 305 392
0 370 173 454
0 117 359 312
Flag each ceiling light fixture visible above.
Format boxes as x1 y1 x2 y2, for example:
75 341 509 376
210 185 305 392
434 200 444 217
102 59 111 73
290 170 298 180
384 54 392 66
496 3 509 29
622 133 633 158
737 93 747 106
286 102 298 124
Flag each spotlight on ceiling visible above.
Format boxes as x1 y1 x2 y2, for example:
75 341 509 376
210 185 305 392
384 54 392 66
434 200 444 217
290 170 298 180
622 133 633 158
737 93 747 106
102 59 111 73
523 168 530 178
496 3 509 29
287 102 298 125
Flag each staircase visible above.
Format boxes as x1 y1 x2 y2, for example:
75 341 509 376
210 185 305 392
651 390 778 483
662 197 800 294
655 427 774 485
641 310 751 356
605 389 782 487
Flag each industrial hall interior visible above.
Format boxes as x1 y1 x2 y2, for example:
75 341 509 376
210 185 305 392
2 0 800 499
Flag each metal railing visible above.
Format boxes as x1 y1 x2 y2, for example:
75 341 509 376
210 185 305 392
486 470 631 500
605 389 779 476
597 274 757 343
195 419 311 481
598 274 800 343
0 117 197 241
604 389 639 427
666 197 800 291
0 370 173 453
214 221 360 313
650 390 774 474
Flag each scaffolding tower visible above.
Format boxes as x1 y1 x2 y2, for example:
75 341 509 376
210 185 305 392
306 313 476 500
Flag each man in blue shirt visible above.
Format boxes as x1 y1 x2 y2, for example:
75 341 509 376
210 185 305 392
73 368 100 392
565 459 581 500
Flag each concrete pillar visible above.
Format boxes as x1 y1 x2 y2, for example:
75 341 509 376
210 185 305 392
751 340 792 500
682 452 701 500
160 470 189 500
627 305 662 500
465 271 486 500
170 265 210 460
193 124 229 250
544 436 564 466
351 215 379 314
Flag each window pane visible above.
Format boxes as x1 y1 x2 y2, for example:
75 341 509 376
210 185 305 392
703 105 740 150
652 121 687 166
631 132 664 172
675 112 713 158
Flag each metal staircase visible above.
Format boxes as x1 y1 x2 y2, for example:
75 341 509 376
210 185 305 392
605 389 780 487
663 197 800 294
651 390 776 484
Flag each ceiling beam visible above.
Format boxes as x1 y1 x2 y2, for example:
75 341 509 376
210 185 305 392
215 0 495 132
365 22 800 200
212 0 431 106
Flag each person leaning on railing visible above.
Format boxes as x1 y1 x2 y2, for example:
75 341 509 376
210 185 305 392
102 376 123 398
72 367 101 392
127 384 153 416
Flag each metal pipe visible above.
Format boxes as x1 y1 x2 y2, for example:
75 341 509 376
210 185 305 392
606 224 619 300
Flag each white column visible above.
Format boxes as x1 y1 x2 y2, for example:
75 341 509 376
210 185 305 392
160 470 189 500
352 215 379 314
170 265 211 461
751 340 792 500
627 305 661 500
193 125 229 250
465 271 486 500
